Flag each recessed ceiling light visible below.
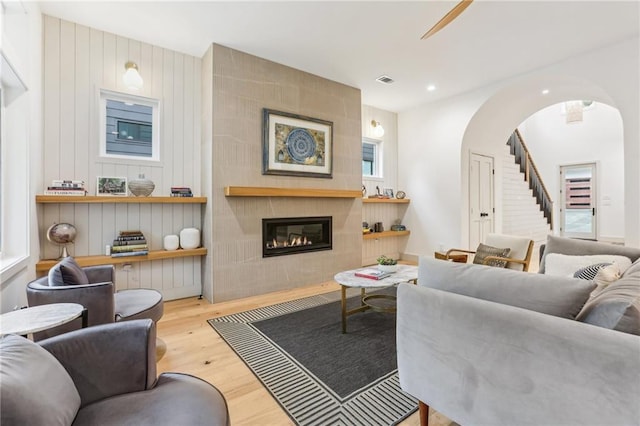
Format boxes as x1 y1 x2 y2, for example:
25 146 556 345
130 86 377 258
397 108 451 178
542 89 550 95
426 85 436 92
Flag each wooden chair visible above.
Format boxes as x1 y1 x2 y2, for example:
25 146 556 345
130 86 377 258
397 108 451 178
444 233 534 272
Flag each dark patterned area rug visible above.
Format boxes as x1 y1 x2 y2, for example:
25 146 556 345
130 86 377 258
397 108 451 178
208 288 417 426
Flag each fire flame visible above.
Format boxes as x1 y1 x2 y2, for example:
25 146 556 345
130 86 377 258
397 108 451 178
267 236 312 249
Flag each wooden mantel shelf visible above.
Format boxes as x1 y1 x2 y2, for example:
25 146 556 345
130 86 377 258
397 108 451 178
224 186 362 198
36 195 207 204
36 248 208 273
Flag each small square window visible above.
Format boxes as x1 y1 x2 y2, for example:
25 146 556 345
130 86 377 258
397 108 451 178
100 90 160 162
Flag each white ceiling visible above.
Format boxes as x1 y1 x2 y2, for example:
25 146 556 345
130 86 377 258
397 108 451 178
37 1 640 112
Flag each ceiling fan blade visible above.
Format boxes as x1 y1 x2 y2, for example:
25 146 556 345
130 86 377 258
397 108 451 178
421 0 474 40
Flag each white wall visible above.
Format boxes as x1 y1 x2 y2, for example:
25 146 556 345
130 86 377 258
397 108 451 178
399 36 640 258
519 102 624 241
1 2 43 312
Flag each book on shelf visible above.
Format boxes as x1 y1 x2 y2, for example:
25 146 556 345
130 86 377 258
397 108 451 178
52 180 85 188
119 230 144 235
111 250 149 258
354 269 394 280
44 190 87 196
170 193 194 197
110 244 149 252
112 239 147 246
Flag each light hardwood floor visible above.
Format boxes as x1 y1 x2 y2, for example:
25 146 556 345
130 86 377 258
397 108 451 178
156 280 455 426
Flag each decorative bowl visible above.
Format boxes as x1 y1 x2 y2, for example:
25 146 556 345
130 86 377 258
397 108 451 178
377 264 398 273
129 174 155 197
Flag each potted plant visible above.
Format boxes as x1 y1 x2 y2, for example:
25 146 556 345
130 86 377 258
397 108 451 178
377 255 398 272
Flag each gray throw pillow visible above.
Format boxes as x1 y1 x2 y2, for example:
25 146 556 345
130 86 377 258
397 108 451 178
419 257 596 319
0 335 81 426
48 256 89 286
576 275 640 335
473 243 511 268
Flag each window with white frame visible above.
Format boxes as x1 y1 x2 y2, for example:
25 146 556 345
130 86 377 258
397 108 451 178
100 90 160 162
362 137 382 178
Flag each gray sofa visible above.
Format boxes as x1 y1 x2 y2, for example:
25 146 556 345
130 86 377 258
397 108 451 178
397 236 640 426
1 319 229 426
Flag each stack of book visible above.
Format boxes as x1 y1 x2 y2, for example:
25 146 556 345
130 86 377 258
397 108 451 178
354 269 394 280
44 180 86 196
170 186 193 197
111 231 148 257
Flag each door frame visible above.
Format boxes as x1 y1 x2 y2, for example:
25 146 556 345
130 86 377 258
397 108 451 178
469 152 495 248
559 162 597 240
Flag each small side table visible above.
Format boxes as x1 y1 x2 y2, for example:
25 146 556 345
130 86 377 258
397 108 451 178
0 303 87 336
434 251 468 263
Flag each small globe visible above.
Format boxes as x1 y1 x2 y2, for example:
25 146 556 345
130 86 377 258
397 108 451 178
47 223 77 245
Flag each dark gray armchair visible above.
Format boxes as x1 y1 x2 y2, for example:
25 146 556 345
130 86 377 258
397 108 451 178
1 320 229 425
27 260 163 341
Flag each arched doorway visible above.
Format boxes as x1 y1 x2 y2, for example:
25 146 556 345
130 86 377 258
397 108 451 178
460 75 626 263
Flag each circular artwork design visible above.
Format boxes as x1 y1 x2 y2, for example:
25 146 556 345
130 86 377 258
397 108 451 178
286 128 317 163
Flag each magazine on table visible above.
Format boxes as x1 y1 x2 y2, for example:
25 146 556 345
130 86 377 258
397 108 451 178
354 269 394 280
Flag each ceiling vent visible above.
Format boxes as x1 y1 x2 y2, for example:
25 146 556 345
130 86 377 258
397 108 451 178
376 75 395 84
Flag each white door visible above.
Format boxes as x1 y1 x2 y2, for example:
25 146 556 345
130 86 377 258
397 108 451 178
469 153 495 248
560 163 597 239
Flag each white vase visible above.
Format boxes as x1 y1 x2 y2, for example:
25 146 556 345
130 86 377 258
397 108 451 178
163 234 179 251
180 228 200 249
377 264 398 273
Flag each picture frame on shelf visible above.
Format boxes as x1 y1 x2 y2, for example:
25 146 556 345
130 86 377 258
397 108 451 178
96 176 128 196
384 188 394 198
262 108 333 178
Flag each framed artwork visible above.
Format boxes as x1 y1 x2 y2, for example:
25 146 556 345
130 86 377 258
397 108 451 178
262 108 333 178
383 188 394 198
96 176 128 196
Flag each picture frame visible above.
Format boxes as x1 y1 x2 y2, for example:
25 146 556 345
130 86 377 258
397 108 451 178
96 176 128 196
384 188 394 198
262 108 333 178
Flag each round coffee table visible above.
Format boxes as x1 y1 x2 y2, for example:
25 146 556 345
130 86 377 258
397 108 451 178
0 303 87 336
334 265 418 333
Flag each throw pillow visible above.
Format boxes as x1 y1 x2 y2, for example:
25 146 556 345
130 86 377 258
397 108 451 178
544 253 632 277
473 243 511 268
419 257 596 319
48 256 89 286
573 262 611 280
576 277 640 335
0 335 81 426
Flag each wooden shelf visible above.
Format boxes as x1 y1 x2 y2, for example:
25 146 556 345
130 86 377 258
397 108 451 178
362 230 410 240
36 248 208 273
36 195 207 204
363 198 410 204
224 186 361 198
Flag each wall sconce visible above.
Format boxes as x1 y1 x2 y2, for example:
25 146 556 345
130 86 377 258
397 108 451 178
371 120 385 138
122 61 143 91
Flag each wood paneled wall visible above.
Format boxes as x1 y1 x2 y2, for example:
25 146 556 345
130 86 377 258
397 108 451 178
40 16 203 300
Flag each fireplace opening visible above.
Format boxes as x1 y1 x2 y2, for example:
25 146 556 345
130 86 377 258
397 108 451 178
262 216 332 258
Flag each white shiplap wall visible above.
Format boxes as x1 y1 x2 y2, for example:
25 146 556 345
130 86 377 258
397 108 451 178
40 16 203 300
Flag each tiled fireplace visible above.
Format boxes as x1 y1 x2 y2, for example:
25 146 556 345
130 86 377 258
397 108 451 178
262 216 332 258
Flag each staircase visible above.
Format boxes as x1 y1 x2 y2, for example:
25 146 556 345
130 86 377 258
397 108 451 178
502 131 552 267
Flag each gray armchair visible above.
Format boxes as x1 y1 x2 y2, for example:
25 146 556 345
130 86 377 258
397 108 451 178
27 259 163 341
0 320 229 425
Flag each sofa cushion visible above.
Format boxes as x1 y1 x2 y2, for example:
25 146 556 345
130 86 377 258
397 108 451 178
0 334 81 426
473 243 510 268
544 253 632 277
73 373 228 426
539 235 640 274
576 275 640 335
48 256 89 286
419 257 596 319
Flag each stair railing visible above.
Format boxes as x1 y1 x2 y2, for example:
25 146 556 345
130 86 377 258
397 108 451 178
507 129 554 230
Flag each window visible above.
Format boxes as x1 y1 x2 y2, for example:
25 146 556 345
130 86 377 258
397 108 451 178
100 90 159 162
362 137 382 178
